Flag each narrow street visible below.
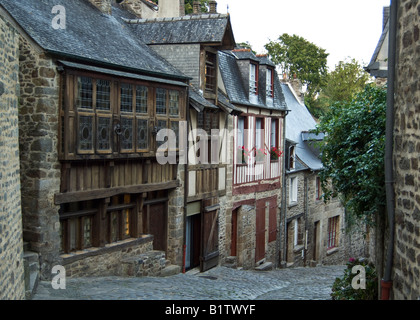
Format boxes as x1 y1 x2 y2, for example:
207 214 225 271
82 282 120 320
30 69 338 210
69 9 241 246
32 265 345 300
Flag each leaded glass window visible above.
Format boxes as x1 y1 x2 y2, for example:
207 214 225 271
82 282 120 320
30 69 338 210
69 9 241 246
97 117 111 151
136 86 148 114
156 88 167 115
156 120 168 147
171 121 179 149
77 77 93 109
121 117 134 151
169 90 179 117
96 79 111 110
121 83 133 112
79 115 93 151
137 119 148 150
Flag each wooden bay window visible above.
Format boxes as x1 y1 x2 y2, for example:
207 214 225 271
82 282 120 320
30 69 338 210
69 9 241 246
59 69 186 160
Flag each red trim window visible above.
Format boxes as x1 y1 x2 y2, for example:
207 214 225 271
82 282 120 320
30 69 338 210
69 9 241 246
327 216 339 249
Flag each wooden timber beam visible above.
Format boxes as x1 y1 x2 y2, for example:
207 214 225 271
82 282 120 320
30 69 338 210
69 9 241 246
54 180 180 205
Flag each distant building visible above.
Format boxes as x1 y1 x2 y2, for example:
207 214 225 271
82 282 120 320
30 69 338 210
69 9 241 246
282 82 368 267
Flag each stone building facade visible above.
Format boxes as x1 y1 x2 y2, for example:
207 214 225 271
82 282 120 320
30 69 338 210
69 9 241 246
281 82 369 269
0 13 25 300
392 0 420 300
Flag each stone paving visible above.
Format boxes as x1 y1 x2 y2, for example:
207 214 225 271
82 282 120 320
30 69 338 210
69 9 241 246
32 265 346 301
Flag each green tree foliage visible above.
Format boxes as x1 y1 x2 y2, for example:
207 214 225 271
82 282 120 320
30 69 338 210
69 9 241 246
331 258 378 300
264 33 329 99
310 58 371 118
236 42 256 55
150 0 209 14
314 84 387 224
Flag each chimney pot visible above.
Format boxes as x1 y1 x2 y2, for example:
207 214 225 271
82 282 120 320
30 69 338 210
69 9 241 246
87 0 112 14
193 1 201 15
209 0 217 14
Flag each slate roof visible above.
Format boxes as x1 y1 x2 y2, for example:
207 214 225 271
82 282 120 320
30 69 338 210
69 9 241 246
282 83 323 171
124 13 234 46
365 6 389 78
0 0 188 81
218 50 287 111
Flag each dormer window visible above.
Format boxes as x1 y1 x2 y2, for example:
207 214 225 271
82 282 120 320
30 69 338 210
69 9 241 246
205 51 217 93
249 63 258 96
266 68 274 98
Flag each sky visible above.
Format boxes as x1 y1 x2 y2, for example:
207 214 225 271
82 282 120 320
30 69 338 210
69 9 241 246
214 0 391 71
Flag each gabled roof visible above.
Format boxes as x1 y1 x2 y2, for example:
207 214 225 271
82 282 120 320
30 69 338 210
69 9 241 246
218 50 287 111
365 6 389 78
282 83 323 171
124 13 235 48
0 0 188 81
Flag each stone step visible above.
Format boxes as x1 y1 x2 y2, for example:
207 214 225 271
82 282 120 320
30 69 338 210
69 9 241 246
23 251 39 264
160 264 181 277
23 250 40 300
23 241 30 252
255 262 273 272
223 256 237 269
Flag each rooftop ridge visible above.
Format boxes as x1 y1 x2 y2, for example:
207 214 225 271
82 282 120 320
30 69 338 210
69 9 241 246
122 13 228 24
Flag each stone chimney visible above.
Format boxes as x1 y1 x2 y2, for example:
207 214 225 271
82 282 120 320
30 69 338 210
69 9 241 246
209 0 217 14
87 0 112 14
158 0 185 18
193 1 201 15
119 0 143 18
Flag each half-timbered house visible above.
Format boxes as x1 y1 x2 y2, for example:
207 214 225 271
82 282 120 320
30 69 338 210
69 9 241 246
218 49 288 270
124 2 238 271
0 0 190 279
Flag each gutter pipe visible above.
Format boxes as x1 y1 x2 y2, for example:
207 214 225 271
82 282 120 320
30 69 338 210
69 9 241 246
382 0 398 300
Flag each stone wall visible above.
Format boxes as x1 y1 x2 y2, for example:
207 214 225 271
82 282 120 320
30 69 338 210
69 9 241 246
18 35 61 280
62 237 154 277
392 0 420 300
0 14 25 300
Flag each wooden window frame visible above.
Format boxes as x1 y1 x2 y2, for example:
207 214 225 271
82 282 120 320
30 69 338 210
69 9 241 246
289 176 298 204
327 216 339 249
59 70 186 160
60 194 142 254
205 51 217 93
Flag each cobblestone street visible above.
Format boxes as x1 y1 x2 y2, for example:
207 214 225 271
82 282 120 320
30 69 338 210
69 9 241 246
33 265 345 301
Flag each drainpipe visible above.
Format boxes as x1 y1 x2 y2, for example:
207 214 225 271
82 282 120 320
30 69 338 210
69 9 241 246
382 0 397 300
280 111 289 266
183 89 190 273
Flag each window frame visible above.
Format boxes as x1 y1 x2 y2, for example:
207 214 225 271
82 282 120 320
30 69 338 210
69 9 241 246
327 216 340 249
249 62 259 97
266 67 274 98
289 176 298 204
205 51 217 93
59 70 186 160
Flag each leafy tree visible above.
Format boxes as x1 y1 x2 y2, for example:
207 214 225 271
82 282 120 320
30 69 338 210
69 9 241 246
314 84 387 225
309 58 371 118
264 33 329 100
150 0 209 14
236 42 256 55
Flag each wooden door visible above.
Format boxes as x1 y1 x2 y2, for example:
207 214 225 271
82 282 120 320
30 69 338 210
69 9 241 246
200 207 219 272
148 202 167 252
255 202 266 262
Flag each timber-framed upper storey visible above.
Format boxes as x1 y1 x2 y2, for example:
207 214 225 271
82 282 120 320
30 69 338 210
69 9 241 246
59 66 188 161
